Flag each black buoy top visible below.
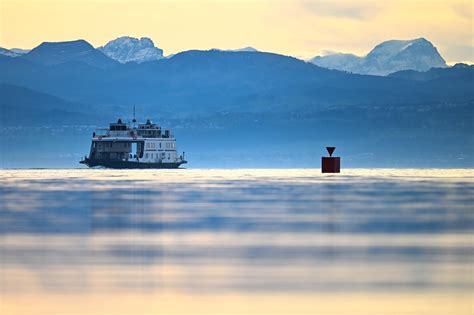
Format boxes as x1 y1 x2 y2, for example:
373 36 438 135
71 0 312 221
326 147 336 157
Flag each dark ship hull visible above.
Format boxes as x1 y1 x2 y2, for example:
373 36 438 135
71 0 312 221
80 158 187 169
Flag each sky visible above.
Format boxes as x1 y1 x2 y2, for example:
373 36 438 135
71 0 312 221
0 0 472 63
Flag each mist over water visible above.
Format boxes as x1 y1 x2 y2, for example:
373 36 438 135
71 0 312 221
0 169 473 314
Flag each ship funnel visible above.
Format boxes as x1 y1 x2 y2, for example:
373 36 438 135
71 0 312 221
326 147 336 157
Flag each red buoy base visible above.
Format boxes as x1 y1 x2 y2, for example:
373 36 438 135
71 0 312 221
322 157 340 173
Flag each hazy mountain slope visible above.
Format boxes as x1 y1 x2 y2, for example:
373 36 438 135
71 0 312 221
309 53 361 73
232 47 258 52
389 63 474 81
22 40 118 68
0 47 21 57
212 47 259 52
98 36 164 63
0 47 472 117
310 38 447 76
10 48 30 55
1 45 472 113
0 84 97 125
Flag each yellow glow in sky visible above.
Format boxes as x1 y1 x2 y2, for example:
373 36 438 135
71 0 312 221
0 0 473 63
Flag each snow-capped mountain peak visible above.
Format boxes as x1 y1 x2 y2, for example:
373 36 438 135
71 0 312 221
0 47 30 57
210 47 259 53
98 36 164 64
367 38 431 60
232 47 258 52
10 48 30 55
310 38 447 76
0 47 21 57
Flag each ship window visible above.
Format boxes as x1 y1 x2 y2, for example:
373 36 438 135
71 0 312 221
145 153 148 158
159 143 162 148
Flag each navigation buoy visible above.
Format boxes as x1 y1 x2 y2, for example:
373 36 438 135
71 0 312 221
322 146 340 173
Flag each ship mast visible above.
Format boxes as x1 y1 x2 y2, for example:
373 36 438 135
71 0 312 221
132 105 136 128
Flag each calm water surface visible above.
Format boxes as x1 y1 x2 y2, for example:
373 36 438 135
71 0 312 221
0 169 473 314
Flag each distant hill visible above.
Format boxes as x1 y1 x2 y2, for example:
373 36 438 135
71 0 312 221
212 47 259 52
0 47 21 57
232 47 258 52
0 46 470 114
10 48 30 55
309 53 361 73
310 38 447 76
98 36 164 64
0 84 96 125
389 63 474 81
22 40 118 68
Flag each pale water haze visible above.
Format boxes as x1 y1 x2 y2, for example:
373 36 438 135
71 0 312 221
0 169 472 314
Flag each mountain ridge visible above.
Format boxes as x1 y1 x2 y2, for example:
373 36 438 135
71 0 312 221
1 46 471 115
0 83 96 125
388 63 474 81
310 38 447 76
98 36 164 63
0 47 21 57
1 37 458 75
22 39 118 68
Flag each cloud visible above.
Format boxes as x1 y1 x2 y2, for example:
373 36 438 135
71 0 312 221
450 2 473 20
301 0 385 20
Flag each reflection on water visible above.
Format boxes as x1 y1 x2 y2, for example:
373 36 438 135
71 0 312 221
0 169 473 314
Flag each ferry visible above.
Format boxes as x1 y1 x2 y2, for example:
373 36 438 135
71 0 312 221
80 118 187 169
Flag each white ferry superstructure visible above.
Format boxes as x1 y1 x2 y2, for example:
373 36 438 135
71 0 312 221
80 118 187 169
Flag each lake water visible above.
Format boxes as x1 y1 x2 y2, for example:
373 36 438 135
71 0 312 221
0 169 473 314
